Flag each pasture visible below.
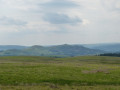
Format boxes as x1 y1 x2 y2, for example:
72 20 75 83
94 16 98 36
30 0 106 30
0 56 119 90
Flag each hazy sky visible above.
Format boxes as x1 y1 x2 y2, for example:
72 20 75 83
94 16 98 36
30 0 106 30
0 0 120 45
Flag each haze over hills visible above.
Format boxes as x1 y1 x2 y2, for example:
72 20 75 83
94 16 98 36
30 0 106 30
0 44 104 57
0 43 120 56
0 45 28 51
83 43 120 53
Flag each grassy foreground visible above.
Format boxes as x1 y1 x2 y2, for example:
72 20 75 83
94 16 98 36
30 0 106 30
0 56 120 90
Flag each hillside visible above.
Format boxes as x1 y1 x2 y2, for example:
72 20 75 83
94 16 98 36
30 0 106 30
48 44 104 56
0 45 28 51
0 44 104 56
83 43 120 53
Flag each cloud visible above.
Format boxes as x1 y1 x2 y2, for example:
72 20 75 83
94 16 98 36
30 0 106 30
0 0 119 45
41 0 79 9
39 0 82 26
101 0 120 12
0 17 27 26
43 13 82 24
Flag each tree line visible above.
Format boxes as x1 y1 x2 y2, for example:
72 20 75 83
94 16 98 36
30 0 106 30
99 53 120 57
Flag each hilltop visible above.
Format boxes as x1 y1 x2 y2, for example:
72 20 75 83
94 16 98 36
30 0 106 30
0 44 104 56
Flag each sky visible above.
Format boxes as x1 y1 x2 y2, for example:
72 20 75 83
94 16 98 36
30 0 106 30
0 0 120 45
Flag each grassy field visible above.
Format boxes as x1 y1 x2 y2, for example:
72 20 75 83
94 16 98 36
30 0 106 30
0 56 120 90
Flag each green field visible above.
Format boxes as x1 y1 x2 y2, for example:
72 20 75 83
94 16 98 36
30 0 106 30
0 56 120 90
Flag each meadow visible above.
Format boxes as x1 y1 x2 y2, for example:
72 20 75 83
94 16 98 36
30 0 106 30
0 56 120 90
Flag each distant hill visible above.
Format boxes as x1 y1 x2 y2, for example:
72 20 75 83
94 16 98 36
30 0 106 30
0 44 104 57
0 45 28 51
47 44 104 56
83 43 120 53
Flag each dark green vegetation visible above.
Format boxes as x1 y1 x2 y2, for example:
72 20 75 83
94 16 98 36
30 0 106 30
0 56 120 90
0 44 104 57
100 53 120 57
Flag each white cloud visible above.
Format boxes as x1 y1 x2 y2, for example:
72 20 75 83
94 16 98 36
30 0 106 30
0 0 120 45
43 13 82 25
0 16 27 26
101 0 120 12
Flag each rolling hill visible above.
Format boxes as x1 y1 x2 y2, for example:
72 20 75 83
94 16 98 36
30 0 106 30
0 44 104 56
83 43 120 53
0 45 28 51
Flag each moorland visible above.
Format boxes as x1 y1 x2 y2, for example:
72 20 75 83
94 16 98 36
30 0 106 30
0 56 119 90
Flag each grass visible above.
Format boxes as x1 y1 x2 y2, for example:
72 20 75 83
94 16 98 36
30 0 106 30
0 56 120 89
0 85 120 90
